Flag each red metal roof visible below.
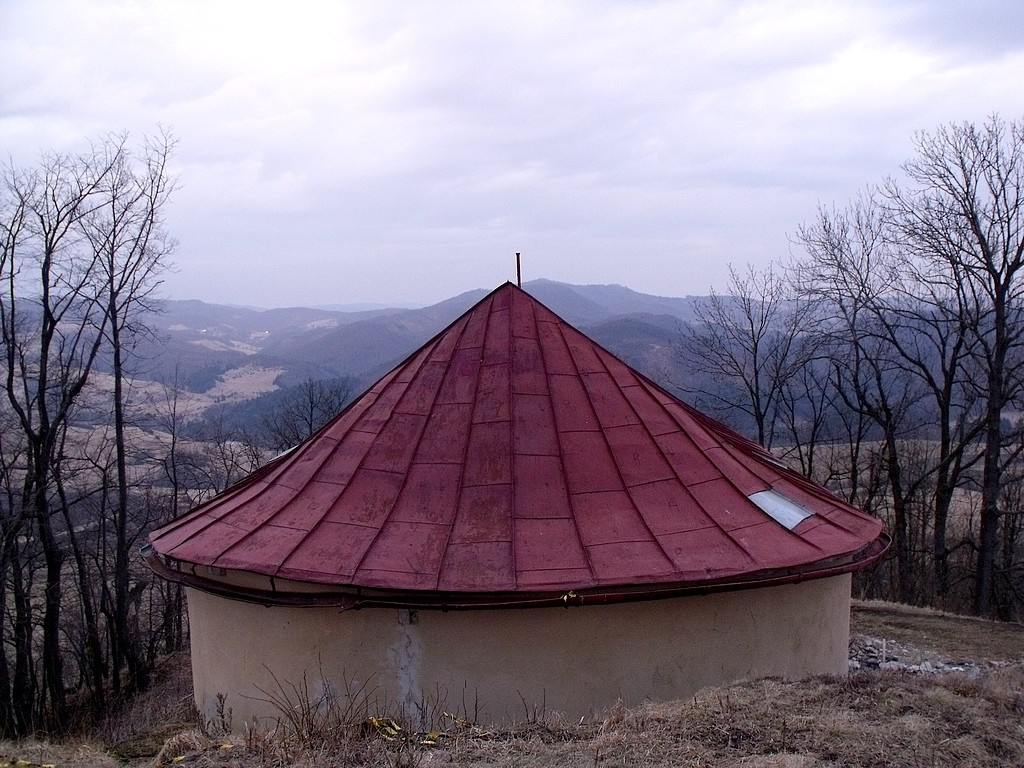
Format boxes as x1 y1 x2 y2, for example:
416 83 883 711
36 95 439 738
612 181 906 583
148 282 887 606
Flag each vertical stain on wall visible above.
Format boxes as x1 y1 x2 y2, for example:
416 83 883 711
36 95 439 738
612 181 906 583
390 608 422 710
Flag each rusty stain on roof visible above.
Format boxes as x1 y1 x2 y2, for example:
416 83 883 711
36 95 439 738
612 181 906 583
148 282 886 605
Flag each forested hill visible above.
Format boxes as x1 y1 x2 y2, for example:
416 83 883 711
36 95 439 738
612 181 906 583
135 279 704 400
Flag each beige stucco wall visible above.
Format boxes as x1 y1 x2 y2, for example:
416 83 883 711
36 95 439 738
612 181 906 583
186 574 851 730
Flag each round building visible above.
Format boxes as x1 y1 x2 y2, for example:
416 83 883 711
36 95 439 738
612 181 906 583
147 282 887 728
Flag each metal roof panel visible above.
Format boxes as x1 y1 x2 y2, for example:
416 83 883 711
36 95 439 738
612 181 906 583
604 423 676 487
388 463 462 525
449 485 513 544
515 518 589 572
215 524 309 572
360 412 428 474
463 421 513 486
584 371 642 429
415 403 474 464
435 347 481 404
560 431 625 494
548 374 599 432
585 541 675 581
512 394 560 456
281 521 379 578
321 469 403 526
512 454 572 518
571 490 654 547
149 282 886 598
472 364 512 423
357 521 450 577
659 527 757 576
535 317 577 375
626 479 711 535
438 542 515 591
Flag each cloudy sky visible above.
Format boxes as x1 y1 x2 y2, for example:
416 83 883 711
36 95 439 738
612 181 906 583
2 1 1023 308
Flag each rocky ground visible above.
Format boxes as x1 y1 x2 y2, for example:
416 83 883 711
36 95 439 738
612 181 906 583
847 633 1010 676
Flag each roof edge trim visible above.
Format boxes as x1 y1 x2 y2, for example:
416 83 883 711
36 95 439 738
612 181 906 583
144 532 890 610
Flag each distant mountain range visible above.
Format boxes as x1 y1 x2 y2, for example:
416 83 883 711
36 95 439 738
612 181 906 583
129 279 706 426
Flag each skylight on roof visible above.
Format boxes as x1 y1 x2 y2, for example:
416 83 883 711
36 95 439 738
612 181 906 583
749 489 813 530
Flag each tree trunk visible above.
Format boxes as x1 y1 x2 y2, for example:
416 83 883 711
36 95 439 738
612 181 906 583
974 387 1004 616
109 314 147 693
11 556 34 736
36 477 67 729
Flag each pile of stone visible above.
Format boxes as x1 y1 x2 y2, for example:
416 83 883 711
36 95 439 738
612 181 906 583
848 634 982 675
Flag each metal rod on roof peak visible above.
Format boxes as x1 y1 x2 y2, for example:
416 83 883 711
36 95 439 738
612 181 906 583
516 252 521 287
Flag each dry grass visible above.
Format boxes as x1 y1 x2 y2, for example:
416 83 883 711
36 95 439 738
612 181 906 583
96 653 197 763
586 668 1024 768
851 599 1024 662
98 667 1022 768
11 603 1024 767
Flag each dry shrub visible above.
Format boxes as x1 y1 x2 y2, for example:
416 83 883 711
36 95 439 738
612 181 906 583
99 652 197 761
6 650 1024 767
722 757 816 768
153 729 215 766
73 661 1023 767
579 668 1024 768
0 661 1006 768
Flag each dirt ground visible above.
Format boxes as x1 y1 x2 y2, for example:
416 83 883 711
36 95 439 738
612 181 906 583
4 600 1022 767
850 599 1024 663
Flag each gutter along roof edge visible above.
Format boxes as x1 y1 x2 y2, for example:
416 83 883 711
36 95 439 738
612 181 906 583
143 531 890 610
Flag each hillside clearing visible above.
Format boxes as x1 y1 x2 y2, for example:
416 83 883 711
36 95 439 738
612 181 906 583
850 599 1024 663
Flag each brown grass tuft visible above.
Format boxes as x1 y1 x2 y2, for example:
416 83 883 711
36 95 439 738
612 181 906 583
3 603 1024 766
8 662 1022 767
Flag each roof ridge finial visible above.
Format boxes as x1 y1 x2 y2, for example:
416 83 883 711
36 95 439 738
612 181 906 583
516 252 521 288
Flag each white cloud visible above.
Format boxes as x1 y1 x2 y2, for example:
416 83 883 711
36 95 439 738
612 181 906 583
2 0 1024 307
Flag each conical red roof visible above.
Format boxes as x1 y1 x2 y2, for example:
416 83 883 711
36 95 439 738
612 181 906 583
148 282 886 607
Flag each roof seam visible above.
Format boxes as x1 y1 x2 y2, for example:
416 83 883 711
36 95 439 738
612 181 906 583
439 291 500 590
352 313 477 588
585 536 665 546
257 369 418 572
629 375 774 565
568 332 676 570
503 297 518 590
532 295 598 583
278 326 456 578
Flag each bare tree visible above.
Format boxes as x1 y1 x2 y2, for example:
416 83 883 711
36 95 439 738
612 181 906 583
260 376 353 452
0 133 175 732
794 195 985 604
83 132 175 696
788 118 1024 615
884 116 1024 616
678 264 815 448
793 227 925 600
0 143 118 730
0 398 29 735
